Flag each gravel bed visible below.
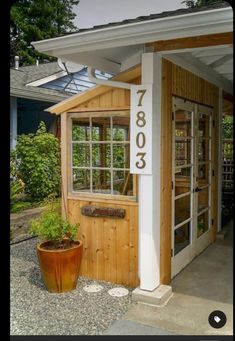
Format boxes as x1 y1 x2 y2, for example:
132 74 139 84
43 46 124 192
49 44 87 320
10 238 135 335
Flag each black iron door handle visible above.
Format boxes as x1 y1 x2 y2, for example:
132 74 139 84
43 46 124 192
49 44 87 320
195 187 202 192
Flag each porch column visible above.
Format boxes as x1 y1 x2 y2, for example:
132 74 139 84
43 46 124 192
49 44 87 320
10 96 17 149
138 52 162 291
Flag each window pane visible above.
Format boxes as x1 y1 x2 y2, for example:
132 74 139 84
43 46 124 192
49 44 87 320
113 117 130 141
198 139 209 162
175 139 191 167
198 163 209 186
198 187 209 213
174 222 190 255
175 110 192 137
92 144 111 168
72 144 90 167
175 194 191 226
113 170 133 195
198 113 210 138
92 169 111 193
73 169 90 192
113 144 130 168
92 117 111 141
175 167 191 196
197 211 209 237
72 119 90 141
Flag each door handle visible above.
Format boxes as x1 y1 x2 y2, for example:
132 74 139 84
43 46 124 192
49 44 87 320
195 187 202 192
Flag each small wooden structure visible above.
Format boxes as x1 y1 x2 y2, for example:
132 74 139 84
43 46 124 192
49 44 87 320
39 4 233 290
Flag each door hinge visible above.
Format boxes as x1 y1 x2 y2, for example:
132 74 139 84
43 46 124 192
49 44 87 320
212 170 215 176
171 249 173 257
213 120 215 127
211 219 214 226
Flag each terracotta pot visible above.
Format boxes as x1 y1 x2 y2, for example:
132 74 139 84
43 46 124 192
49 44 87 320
37 240 83 293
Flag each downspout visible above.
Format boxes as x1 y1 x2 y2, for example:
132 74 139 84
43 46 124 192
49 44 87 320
87 67 132 89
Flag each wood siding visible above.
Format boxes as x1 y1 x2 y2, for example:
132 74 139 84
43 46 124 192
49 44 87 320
161 58 219 284
67 198 139 287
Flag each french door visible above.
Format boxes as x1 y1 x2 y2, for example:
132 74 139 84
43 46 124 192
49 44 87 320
172 97 212 278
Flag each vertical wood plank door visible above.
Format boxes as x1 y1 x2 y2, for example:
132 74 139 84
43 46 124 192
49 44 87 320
67 199 139 287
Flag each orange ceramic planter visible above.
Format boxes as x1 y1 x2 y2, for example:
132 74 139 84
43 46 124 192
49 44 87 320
37 241 83 293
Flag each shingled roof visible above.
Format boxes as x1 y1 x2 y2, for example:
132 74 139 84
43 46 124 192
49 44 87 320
10 62 71 102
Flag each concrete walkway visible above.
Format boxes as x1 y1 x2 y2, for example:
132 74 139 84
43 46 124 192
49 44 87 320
104 220 233 335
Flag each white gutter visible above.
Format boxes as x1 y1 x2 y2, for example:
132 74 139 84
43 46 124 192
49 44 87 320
32 7 232 55
87 67 131 89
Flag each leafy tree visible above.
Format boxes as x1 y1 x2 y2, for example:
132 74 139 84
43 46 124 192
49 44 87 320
182 0 228 8
16 121 61 201
10 0 79 66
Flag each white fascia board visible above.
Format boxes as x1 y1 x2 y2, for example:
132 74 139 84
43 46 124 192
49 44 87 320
163 52 233 94
26 71 67 87
32 7 232 56
10 88 68 103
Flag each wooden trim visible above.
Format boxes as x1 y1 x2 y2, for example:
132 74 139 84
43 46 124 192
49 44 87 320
67 194 138 206
67 106 130 113
47 64 141 115
160 58 172 285
68 111 130 119
60 113 68 219
148 32 233 52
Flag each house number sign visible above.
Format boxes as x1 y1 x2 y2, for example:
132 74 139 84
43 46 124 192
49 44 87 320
130 84 152 174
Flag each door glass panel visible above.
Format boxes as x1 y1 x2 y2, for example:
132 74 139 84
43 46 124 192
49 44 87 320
198 139 210 162
175 139 191 167
175 167 191 196
198 113 210 138
197 211 209 237
92 117 111 141
175 110 192 137
174 222 190 255
175 195 191 226
92 144 111 168
198 163 209 186
198 187 209 214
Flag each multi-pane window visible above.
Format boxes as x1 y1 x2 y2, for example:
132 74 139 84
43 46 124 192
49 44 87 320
71 115 133 196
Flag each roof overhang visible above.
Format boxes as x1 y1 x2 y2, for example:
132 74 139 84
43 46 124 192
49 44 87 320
32 7 232 56
10 88 69 103
32 6 233 93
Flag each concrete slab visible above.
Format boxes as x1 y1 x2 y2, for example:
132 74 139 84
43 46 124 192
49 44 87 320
132 284 172 306
102 319 177 335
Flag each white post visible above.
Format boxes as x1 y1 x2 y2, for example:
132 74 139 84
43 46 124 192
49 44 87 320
217 88 223 231
10 97 17 149
138 53 162 291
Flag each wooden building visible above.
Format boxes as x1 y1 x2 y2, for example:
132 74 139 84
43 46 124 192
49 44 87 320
32 3 233 294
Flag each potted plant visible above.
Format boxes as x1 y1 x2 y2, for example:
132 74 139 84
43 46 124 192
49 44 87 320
30 206 83 293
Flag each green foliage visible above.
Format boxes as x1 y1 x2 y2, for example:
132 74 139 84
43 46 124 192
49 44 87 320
222 115 233 139
10 0 79 66
30 206 79 245
16 121 60 201
182 0 227 8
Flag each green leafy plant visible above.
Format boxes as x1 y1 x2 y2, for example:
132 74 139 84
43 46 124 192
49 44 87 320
16 121 60 201
30 206 79 249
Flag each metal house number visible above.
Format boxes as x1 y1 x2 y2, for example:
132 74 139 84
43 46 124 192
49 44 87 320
130 84 152 174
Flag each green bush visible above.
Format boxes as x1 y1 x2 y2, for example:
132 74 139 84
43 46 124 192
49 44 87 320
30 205 79 248
16 121 60 201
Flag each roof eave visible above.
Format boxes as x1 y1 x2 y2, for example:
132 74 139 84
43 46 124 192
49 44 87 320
32 7 233 56
10 88 69 103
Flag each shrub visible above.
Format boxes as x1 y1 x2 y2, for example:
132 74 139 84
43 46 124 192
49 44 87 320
16 122 60 201
30 205 79 249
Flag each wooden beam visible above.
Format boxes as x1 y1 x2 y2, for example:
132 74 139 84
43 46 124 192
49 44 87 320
209 54 233 69
148 32 233 52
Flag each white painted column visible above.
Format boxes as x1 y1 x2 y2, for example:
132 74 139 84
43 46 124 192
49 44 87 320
10 96 17 149
217 88 223 231
138 53 162 291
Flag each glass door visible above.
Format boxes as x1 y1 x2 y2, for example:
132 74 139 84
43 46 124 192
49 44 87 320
195 105 212 255
172 98 213 278
172 98 195 277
